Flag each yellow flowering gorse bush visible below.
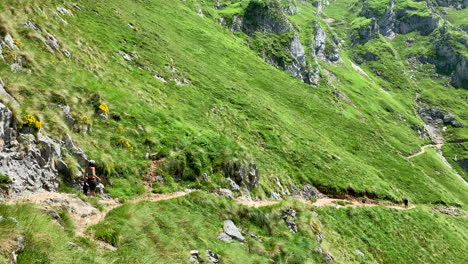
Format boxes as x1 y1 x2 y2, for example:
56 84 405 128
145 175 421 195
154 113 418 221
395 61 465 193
115 137 134 151
22 114 42 130
98 102 109 115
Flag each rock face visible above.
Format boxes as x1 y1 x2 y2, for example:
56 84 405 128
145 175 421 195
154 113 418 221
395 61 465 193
0 103 84 199
241 0 293 36
433 26 468 89
223 161 259 190
419 106 463 128
287 34 319 85
356 0 439 44
435 0 468 9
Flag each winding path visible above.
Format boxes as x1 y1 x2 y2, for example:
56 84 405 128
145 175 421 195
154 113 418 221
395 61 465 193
406 144 443 159
9 190 415 241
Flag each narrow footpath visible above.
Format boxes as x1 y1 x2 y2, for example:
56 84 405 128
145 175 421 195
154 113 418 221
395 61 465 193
9 189 418 250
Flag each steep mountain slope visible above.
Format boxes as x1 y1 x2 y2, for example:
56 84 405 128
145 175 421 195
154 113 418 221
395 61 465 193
0 0 467 263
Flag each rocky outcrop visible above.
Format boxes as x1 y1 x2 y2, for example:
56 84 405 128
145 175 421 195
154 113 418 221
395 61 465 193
356 0 438 43
434 0 468 9
287 34 319 85
433 27 468 89
282 207 298 232
241 0 293 36
419 106 464 128
223 161 259 190
312 23 341 63
0 103 86 199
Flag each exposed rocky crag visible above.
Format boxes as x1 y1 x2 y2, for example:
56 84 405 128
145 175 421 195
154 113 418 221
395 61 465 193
223 161 259 190
287 34 319 85
356 0 439 43
0 103 85 199
241 0 294 36
434 0 468 9
433 26 468 88
217 0 344 86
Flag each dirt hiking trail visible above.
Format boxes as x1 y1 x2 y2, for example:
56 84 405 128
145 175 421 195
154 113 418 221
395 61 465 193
406 144 443 159
7 190 447 250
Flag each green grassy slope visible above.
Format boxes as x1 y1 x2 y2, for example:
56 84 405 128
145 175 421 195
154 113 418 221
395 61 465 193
4 192 465 264
0 1 467 262
1 0 466 205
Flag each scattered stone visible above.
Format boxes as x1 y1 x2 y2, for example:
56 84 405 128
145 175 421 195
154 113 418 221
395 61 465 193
216 188 234 199
433 206 466 217
4 34 19 51
270 192 282 200
223 220 245 241
39 206 61 221
24 21 41 33
171 77 190 86
10 63 22 73
249 233 259 239
63 50 71 58
206 250 220 264
57 6 73 16
202 173 210 181
214 0 226 10
11 235 25 264
316 231 324 244
189 250 200 263
356 248 365 257
282 207 298 233
119 50 133 61
153 74 167 83
323 252 335 262
45 34 60 52
217 232 233 243
315 248 335 262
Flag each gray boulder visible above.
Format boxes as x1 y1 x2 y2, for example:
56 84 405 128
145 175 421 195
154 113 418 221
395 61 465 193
206 250 220 264
45 34 60 52
216 188 234 199
217 232 233 243
223 220 245 241
270 192 282 200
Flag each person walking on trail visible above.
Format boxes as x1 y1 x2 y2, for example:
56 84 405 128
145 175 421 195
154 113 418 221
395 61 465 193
83 160 101 197
403 198 409 208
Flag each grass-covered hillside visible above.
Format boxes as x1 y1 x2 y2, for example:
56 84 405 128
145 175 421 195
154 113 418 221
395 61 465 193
0 0 466 203
0 0 467 263
2 192 467 263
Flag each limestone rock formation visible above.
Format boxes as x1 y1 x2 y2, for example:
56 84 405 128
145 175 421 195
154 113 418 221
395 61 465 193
0 103 86 199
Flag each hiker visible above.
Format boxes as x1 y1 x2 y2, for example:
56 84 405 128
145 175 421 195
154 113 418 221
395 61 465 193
403 198 409 207
83 160 101 197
